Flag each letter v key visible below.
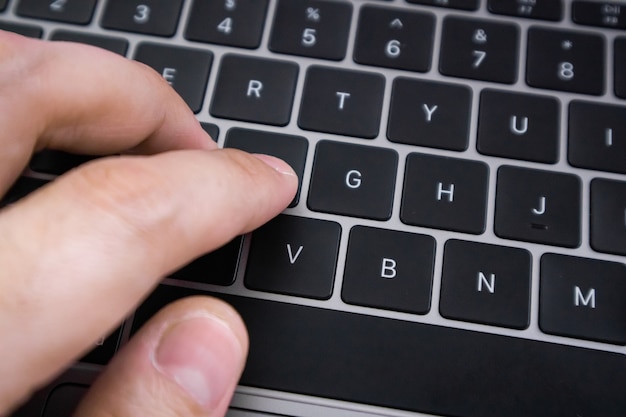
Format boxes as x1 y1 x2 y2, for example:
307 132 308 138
287 244 304 264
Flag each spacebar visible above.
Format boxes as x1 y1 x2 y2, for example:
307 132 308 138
133 285 626 417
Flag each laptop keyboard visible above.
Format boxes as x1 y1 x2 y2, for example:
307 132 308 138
2 0 625 416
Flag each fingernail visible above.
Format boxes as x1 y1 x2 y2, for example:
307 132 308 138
153 315 244 411
253 154 297 176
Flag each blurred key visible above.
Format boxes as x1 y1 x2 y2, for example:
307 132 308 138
568 101 626 175
488 0 563 21
17 0 97 24
29 150 98 176
590 178 626 256
50 30 128 56
101 0 183 37
0 21 43 37
134 43 213 114
615 37 626 99
406 0 478 11
185 0 269 49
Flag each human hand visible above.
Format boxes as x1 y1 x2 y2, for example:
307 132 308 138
0 31 297 416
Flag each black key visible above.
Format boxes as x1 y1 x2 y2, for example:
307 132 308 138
245 215 341 300
50 30 128 55
29 150 98 176
16 0 97 24
200 122 219 142
342 226 435 314
210 54 299 126
540 253 626 345
269 0 352 61
526 27 604 95
401 153 489 235
1 177 48 207
42 385 88 417
590 178 626 256
440 240 532 330
616 37 626 98
353 6 435 73
477 89 560 163
169 238 241 286
568 100 626 175
134 285 626 417
185 0 269 49
0 0 7 11
134 43 213 114
308 140 398 221
439 16 519 84
298 66 385 139
0 21 43 37
224 128 308 207
101 0 183 37
79 327 122 365
488 0 563 21
406 0 478 11
572 1 626 29
388 78 471 151
495 166 581 248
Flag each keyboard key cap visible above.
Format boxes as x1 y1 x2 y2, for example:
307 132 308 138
388 78 471 151
1 177 48 207
298 66 385 139
590 178 626 256
134 43 213 114
245 215 341 300
200 122 219 142
440 240 532 330
439 16 520 84
50 30 128 55
568 100 626 175
101 0 183 37
224 128 308 207
477 89 560 163
353 5 435 73
210 54 299 126
540 253 626 345
401 153 489 234
495 166 581 248
16 0 97 24
185 0 269 49
0 0 7 11
406 0 478 11
79 327 122 365
526 27 604 95
308 140 398 221
342 226 435 314
42 385 87 417
572 1 626 29
134 285 626 416
29 150 98 176
616 37 626 98
269 0 352 61
0 21 43 37
488 0 563 21
169 238 242 286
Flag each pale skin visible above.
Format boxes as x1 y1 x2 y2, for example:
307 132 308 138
0 31 298 416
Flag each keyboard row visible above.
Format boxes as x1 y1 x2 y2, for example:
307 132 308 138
12 128 626 256
6 0 626 97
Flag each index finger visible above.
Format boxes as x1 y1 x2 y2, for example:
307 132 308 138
0 31 214 193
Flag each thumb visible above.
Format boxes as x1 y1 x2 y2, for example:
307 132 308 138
75 296 248 417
